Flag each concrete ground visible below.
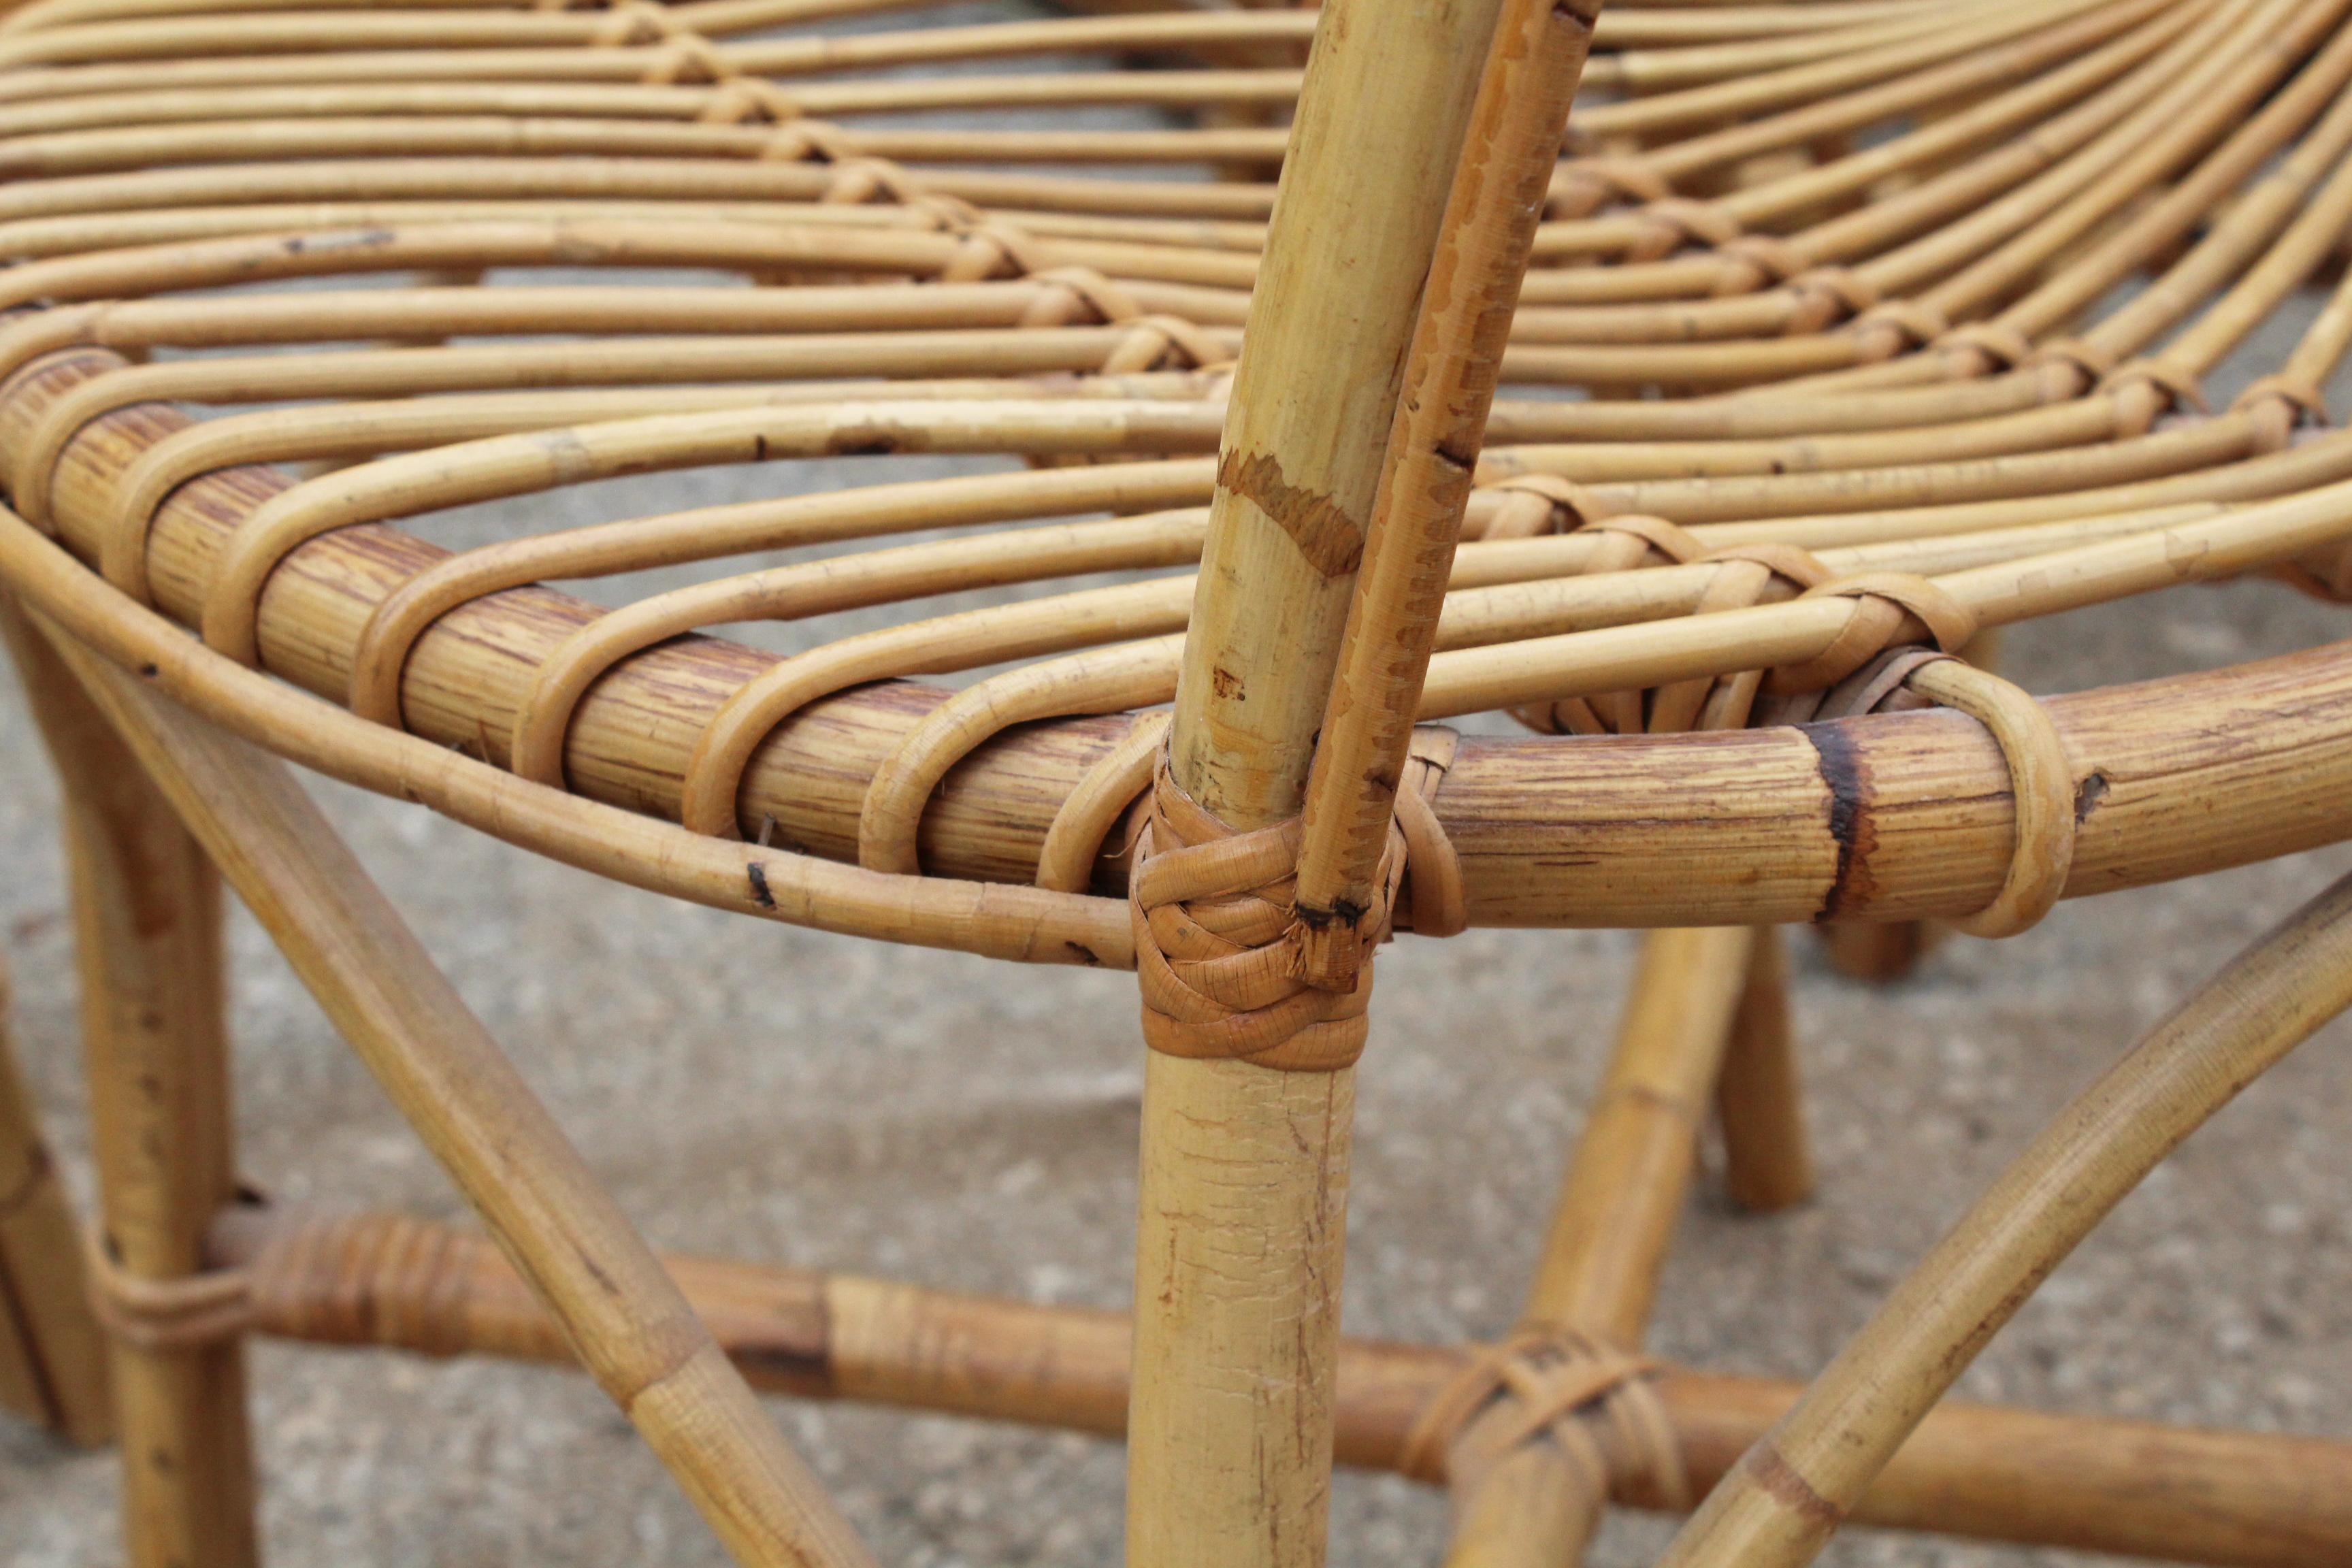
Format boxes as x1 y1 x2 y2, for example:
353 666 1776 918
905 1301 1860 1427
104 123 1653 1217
4 194 2352 1568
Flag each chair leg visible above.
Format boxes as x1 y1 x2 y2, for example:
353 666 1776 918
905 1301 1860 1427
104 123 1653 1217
1121 0 1503 1558
1716 928 1815 1214
1 600 258 1567
1434 927 1752 1568
33 611 877 1568
1816 920 1943 982
0 953 112 1447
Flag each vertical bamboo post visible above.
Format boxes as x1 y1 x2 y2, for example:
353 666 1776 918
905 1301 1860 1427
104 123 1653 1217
1435 928 1754 1568
1661 868 2352 1568
35 618 880 1568
0 951 112 1446
1292 0 1603 968
1521 928 1755 1345
1715 929 1814 1213
1128 0 1505 1563
1 599 257 1567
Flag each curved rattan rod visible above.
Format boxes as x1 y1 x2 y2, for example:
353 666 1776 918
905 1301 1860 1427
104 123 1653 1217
0 0 2037 105
0 112 1317 174
1 502 1137 963
0 9 1926 90
17 344 2352 932
4 1 2257 293
0 0 2177 269
4 270 2333 571
843 498 2285 877
0 154 1290 222
12 129 2344 494
35 616 883 1568
142 378 2281 684
1512 0 2342 344
1661 866 2352 1567
1541 0 2193 245
18 416 2352 958
0 200 1277 260
0 217 1259 300
0 2 2198 284
0 1 1949 57
0 0 2163 303
0 354 2157 550
0 0 2151 210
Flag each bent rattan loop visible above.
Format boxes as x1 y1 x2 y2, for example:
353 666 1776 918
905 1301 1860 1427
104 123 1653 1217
2235 371 2333 453
80 1226 252 1352
1019 265 1144 328
1936 320 2037 374
1851 299 1953 361
1105 314 1232 376
1533 542 1835 738
1482 472 1614 537
1770 571 1981 696
2101 356 2211 423
1037 709 1172 895
1396 1328 1692 1509
697 78 806 128
1709 233 1806 295
1906 656 2081 938
2025 334 2123 388
1393 728 1468 939
1785 266 1882 333
1548 155 1671 219
1629 197 1744 261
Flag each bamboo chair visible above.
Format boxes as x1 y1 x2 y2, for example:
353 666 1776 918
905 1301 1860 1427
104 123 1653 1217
4 0 2352 1563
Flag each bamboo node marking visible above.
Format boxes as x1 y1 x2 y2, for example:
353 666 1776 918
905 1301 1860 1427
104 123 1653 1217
1765 648 2077 935
1218 448 1367 577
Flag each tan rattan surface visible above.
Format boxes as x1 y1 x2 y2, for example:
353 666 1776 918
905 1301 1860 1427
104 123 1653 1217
3 0 2352 962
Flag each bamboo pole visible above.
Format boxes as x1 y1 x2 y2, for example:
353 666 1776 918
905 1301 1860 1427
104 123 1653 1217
1714 929 1814 1213
32 619 880 1568
1292 0 1600 979
1435 927 1755 1568
194 1203 2352 1568
0 947 112 1446
0 597 255 1567
1522 929 1757 1345
1128 0 1503 1561
1661 864 2352 1568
